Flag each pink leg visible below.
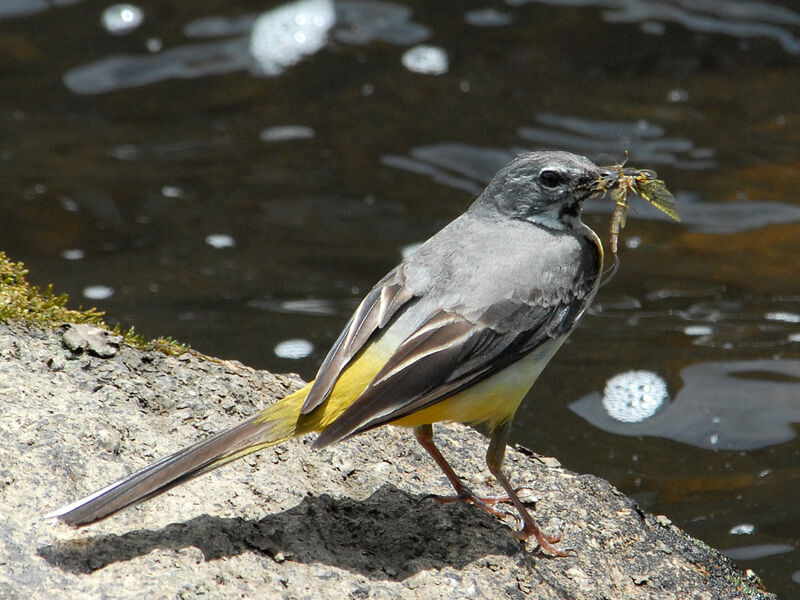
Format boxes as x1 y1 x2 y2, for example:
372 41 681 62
414 423 570 556
414 425 515 520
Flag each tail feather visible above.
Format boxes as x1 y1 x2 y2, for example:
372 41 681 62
46 388 309 526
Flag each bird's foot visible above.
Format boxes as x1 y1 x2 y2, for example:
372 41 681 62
422 485 534 521
514 520 574 557
421 485 573 557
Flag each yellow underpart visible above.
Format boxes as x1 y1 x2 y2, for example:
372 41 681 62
248 333 565 445
390 338 564 430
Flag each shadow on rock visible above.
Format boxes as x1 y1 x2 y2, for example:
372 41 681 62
38 484 523 579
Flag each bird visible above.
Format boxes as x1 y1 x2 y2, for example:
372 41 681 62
47 150 608 556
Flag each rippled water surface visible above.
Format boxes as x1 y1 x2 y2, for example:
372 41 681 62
1 0 798 594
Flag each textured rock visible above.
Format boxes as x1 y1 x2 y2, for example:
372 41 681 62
0 322 774 599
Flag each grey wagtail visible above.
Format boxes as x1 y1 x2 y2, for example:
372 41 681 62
47 151 610 556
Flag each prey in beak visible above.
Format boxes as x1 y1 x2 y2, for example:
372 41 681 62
594 159 680 254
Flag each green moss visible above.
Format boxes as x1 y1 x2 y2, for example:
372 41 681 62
0 250 189 355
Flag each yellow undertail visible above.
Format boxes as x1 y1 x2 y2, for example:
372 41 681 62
211 334 565 470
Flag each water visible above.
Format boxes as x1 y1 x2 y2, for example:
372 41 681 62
1 0 798 595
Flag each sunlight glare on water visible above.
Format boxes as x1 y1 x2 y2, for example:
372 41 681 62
101 4 144 36
601 370 668 423
249 0 335 76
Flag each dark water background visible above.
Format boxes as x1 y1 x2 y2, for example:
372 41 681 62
1 0 798 595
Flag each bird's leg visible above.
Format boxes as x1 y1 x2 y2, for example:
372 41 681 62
486 421 570 556
413 424 515 520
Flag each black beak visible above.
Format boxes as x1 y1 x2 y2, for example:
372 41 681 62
597 166 618 184
582 168 615 196
599 167 619 181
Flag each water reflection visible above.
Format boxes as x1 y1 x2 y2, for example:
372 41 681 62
65 0 335 93
383 134 800 235
519 112 716 169
101 4 144 36
593 290 800 353
108 138 233 161
381 143 510 195
260 125 316 142
61 249 85 261
333 0 430 44
274 338 314 359
0 0 82 18
205 234 236 249
569 359 800 450
591 189 800 234
63 0 431 95
383 108 719 187
464 8 513 27
601 370 668 422
248 297 341 316
765 311 800 324
671 298 800 349
250 0 335 76
64 37 253 95
648 193 800 234
507 0 800 54
83 285 115 300
401 45 449 75
729 523 755 535
722 544 794 561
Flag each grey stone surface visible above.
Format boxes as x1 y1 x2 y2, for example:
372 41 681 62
0 321 774 599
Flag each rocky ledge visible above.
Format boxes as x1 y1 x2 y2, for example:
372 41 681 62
0 321 774 599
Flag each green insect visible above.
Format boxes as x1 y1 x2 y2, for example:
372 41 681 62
598 158 680 254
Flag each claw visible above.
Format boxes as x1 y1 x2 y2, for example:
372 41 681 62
437 485 537 507
425 487 515 520
514 521 575 557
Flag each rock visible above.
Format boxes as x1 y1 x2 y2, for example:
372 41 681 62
61 323 123 358
0 321 775 599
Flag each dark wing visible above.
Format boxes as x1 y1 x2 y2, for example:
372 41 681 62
311 290 587 449
301 268 416 414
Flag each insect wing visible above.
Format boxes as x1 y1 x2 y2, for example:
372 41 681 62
636 179 680 222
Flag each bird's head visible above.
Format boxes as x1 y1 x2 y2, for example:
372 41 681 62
477 151 607 228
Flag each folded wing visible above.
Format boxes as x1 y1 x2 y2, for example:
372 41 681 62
312 294 582 448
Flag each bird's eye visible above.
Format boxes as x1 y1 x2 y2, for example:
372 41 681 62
538 169 566 188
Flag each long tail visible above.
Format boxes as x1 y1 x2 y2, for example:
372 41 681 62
45 386 312 526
